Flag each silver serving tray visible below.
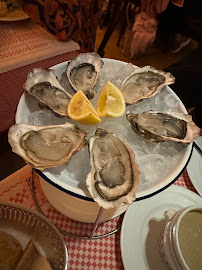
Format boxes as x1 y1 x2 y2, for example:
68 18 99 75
0 202 68 270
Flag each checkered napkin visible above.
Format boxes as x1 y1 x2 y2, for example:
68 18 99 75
0 165 197 270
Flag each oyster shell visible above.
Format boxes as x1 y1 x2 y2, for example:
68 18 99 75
121 66 175 104
24 68 72 116
86 128 139 209
66 52 104 99
8 122 87 170
126 111 200 143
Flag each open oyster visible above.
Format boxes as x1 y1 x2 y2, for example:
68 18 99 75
24 68 72 116
8 122 87 170
121 66 175 104
66 52 104 99
126 111 200 143
86 128 139 209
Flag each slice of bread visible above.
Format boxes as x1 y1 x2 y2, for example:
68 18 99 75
0 231 23 270
15 240 52 270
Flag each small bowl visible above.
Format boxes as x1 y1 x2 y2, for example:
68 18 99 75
0 202 68 270
160 205 202 270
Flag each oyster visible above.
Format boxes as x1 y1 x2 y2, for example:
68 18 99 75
66 52 104 99
86 128 139 209
24 68 72 116
126 111 200 143
8 122 87 170
121 66 175 104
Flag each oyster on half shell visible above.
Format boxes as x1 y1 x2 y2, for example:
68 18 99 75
8 122 87 170
86 128 139 209
24 68 72 117
66 52 104 99
121 66 175 104
126 111 200 143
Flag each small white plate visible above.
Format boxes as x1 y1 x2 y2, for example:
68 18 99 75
187 137 202 196
0 9 29 21
120 185 202 270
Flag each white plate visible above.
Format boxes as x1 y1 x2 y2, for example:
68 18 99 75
15 58 192 202
187 137 202 196
120 185 202 270
0 9 29 21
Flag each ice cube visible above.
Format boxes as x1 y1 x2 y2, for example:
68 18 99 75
165 93 180 109
135 137 158 154
28 110 53 126
111 63 135 87
65 147 90 186
100 62 118 81
160 140 185 157
138 154 169 182
100 121 128 139
151 143 161 154
165 146 179 157
28 110 69 126
44 165 66 175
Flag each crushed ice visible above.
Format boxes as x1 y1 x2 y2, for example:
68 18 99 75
27 62 187 190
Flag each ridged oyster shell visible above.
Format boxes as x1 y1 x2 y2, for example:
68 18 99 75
121 66 175 104
8 122 87 170
24 68 72 116
66 52 104 99
126 111 200 143
86 128 140 209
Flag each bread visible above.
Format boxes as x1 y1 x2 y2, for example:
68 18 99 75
15 240 52 270
0 231 23 270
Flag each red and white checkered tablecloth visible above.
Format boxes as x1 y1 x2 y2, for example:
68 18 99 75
0 20 80 74
0 165 198 270
0 19 80 132
0 50 79 132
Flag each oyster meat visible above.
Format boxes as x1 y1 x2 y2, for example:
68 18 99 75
126 111 200 143
24 68 72 116
86 128 139 209
121 66 175 104
66 52 104 99
8 122 87 170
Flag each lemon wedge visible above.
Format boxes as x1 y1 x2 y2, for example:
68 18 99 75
67 90 101 125
97 81 126 117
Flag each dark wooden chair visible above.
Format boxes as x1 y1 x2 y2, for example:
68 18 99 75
97 0 141 57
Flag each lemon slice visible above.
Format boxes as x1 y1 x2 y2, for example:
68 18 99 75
67 90 101 125
97 81 126 117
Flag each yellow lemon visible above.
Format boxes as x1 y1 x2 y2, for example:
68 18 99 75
67 90 101 125
97 81 126 117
